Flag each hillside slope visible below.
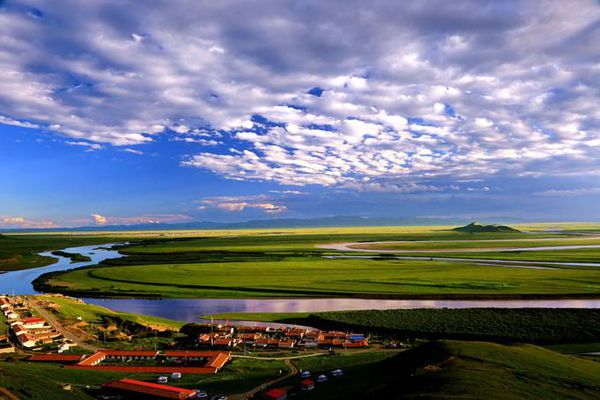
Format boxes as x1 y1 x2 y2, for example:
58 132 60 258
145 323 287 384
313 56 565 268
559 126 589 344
303 340 600 399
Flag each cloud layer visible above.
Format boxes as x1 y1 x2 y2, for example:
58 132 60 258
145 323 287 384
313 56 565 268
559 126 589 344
1 0 599 192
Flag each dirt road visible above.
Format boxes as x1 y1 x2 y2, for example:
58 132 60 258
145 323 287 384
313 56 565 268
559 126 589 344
29 300 98 352
230 359 298 400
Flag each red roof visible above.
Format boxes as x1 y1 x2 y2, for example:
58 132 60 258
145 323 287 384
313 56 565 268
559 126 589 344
164 350 223 358
264 388 287 399
102 350 159 356
28 354 84 362
22 317 45 324
102 378 195 399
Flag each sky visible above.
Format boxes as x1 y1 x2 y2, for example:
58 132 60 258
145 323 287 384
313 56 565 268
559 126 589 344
0 0 599 228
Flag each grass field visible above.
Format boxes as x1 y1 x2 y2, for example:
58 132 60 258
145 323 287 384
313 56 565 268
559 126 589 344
40 256 600 298
8 224 600 299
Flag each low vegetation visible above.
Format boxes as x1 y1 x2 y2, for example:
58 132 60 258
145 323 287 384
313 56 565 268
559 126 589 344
50 251 91 263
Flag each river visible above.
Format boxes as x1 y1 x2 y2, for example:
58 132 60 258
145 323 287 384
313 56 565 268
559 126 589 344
1 243 599 324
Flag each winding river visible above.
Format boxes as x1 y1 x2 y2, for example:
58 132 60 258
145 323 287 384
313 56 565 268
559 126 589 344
1 242 599 323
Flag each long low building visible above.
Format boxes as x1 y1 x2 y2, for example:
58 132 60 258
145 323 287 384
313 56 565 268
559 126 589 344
28 349 231 374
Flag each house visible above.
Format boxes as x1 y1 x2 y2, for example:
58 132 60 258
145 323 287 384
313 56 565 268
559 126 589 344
263 388 287 400
300 379 315 391
22 317 47 329
4 310 18 320
12 324 28 336
102 378 200 399
17 333 36 348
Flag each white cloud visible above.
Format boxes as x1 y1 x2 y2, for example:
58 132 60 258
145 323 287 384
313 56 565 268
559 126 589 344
91 213 108 225
198 195 288 213
0 1 598 192
0 216 57 229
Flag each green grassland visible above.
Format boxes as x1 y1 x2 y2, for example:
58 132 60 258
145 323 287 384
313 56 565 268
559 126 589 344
9 224 600 299
294 340 600 400
40 256 600 298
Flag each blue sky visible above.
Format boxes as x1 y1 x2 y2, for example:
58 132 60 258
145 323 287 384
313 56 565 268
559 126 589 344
0 0 599 228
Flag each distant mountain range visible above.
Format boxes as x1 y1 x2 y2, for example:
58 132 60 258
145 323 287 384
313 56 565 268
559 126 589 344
0 215 538 233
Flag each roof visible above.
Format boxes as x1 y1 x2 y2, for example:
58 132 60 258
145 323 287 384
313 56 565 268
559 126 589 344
102 378 195 399
22 317 46 324
103 350 159 356
264 388 287 398
164 350 223 358
208 352 230 370
28 354 84 362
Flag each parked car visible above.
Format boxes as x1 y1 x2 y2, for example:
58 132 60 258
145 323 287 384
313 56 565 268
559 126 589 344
300 370 311 378
317 374 328 383
157 376 168 384
171 372 182 379
331 368 344 377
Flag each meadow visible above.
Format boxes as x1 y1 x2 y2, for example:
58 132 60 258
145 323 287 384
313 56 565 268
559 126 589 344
30 225 600 299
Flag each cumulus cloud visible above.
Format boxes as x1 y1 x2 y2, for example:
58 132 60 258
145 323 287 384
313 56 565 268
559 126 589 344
0 1 599 191
199 195 288 213
91 213 108 225
0 216 57 229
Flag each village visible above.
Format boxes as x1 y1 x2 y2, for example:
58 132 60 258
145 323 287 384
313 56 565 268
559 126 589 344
0 295 391 400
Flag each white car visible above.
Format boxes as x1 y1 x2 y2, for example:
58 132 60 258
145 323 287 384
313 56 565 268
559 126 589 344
171 372 182 379
157 376 169 384
317 374 328 383
331 368 344 377
300 370 311 378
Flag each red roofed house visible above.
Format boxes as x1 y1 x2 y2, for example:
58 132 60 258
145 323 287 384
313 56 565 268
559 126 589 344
263 387 287 400
102 378 199 399
22 317 47 329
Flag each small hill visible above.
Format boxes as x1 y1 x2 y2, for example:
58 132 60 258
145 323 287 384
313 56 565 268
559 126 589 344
453 221 520 233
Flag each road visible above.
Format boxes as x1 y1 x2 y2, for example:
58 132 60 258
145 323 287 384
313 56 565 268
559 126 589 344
230 359 298 400
29 300 99 352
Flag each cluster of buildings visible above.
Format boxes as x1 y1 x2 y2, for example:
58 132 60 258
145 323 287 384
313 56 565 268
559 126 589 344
1 295 70 351
198 324 369 350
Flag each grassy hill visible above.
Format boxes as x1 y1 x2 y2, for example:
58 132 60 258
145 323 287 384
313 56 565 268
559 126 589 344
454 221 521 233
290 340 600 399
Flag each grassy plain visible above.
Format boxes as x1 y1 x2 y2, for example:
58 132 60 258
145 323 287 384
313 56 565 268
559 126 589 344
41 256 600 298
10 224 600 299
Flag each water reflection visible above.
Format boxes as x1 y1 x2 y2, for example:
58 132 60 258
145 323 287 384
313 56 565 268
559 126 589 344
84 297 600 323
